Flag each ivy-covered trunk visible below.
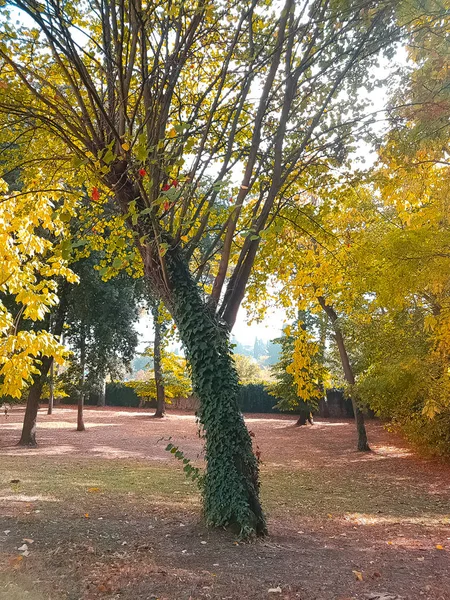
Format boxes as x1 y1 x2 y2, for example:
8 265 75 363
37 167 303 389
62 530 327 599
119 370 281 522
144 249 266 536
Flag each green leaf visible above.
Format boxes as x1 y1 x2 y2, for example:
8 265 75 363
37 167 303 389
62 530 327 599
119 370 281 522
112 257 124 268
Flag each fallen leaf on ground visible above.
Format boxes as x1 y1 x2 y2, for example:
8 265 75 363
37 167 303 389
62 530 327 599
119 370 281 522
268 587 282 593
18 544 28 551
9 556 23 569
436 544 445 550
22 538 34 544
87 487 101 493
352 570 363 581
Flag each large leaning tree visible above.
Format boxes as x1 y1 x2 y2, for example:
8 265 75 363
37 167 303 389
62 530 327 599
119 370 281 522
0 0 429 535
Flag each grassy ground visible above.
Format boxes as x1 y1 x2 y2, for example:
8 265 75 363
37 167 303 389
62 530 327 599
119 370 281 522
0 407 449 600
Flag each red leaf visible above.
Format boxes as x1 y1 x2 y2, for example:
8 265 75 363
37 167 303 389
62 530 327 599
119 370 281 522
162 183 170 191
91 187 100 201
171 179 179 187
139 168 147 177
163 201 170 211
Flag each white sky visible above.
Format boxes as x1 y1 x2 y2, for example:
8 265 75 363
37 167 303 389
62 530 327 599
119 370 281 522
136 301 287 352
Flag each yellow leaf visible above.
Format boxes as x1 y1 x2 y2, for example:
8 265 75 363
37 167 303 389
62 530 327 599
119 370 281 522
181 235 188 242
84 513 89 518
168 128 176 138
87 487 101 493
121 143 130 151
436 544 445 550
352 570 363 581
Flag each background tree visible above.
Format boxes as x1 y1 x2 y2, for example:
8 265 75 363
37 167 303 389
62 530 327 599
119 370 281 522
149 299 168 418
126 348 191 406
267 319 325 425
63 255 141 430
234 354 271 386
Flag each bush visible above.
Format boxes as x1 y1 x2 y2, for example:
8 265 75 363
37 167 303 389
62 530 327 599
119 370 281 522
105 382 145 407
237 384 278 413
397 410 450 458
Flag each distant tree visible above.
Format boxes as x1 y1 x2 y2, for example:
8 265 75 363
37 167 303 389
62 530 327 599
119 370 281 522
265 340 281 366
149 299 167 418
234 354 271 386
64 255 142 430
253 338 266 360
267 324 322 426
126 348 191 405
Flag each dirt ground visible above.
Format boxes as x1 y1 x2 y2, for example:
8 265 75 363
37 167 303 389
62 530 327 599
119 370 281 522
0 406 449 600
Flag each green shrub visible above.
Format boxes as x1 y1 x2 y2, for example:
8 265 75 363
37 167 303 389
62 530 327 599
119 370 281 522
237 384 278 413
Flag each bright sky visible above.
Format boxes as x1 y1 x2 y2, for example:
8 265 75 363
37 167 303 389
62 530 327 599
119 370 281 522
136 301 287 352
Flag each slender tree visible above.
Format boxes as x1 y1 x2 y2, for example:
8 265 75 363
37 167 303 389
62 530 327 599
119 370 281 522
151 300 166 418
317 297 370 451
18 285 69 446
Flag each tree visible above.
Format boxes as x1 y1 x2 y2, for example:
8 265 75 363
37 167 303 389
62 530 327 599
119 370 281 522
127 348 191 405
150 299 168 418
0 182 73 405
317 298 370 450
0 0 419 535
18 285 70 446
234 354 270 385
63 255 141 429
253 338 266 360
267 321 325 425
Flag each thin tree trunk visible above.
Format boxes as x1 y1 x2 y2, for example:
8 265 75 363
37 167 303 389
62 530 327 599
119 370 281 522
47 358 54 415
18 356 53 447
97 376 106 407
77 330 86 432
152 302 165 418
296 413 307 426
18 283 69 446
317 297 370 452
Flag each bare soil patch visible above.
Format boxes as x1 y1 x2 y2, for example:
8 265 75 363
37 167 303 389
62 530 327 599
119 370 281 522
0 406 449 600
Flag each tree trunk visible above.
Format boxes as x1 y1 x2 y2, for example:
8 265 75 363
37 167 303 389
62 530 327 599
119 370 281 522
97 376 106 407
145 249 266 536
317 297 370 452
152 302 166 418
18 356 53 447
18 284 69 446
296 413 307 426
77 331 86 432
47 358 54 415
112 177 266 534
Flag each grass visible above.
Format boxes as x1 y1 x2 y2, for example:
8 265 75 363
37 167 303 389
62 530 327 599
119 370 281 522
2 456 448 526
